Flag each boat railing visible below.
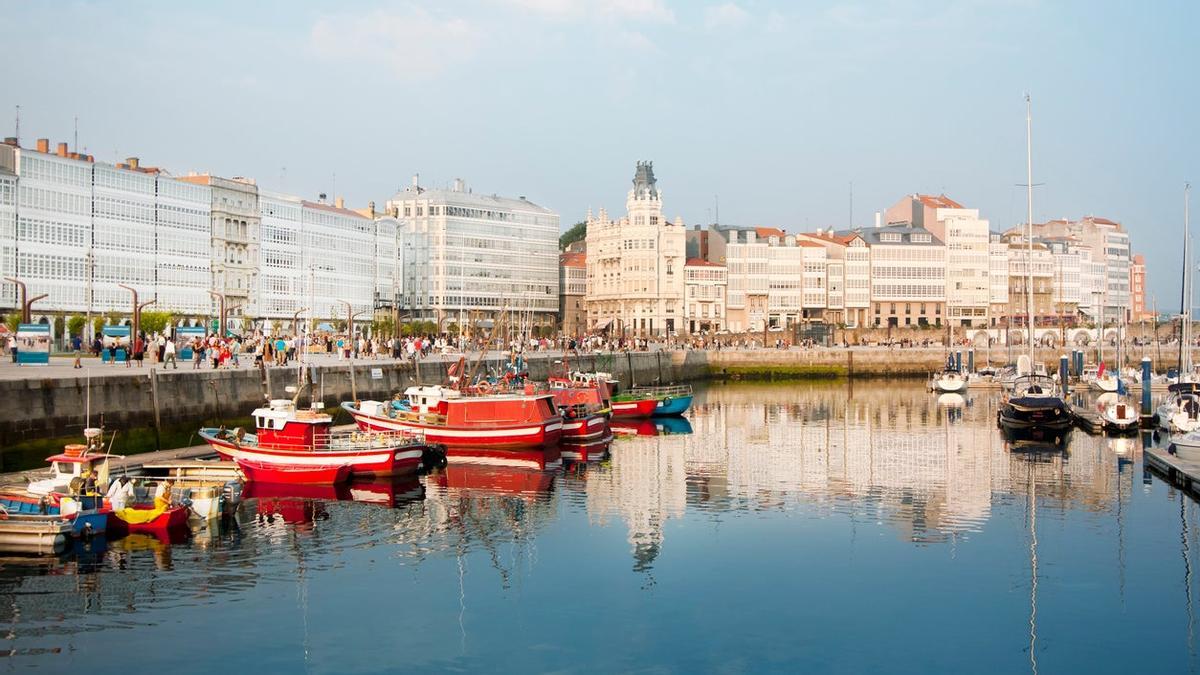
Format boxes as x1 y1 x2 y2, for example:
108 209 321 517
627 384 693 398
228 428 426 452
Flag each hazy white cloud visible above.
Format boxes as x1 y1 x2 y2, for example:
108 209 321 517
310 6 479 79
615 29 656 52
704 2 749 30
504 0 674 23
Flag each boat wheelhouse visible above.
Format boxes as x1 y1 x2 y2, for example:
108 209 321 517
343 386 563 449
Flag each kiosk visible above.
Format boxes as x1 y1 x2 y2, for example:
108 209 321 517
15 324 51 366
100 325 130 363
177 326 207 360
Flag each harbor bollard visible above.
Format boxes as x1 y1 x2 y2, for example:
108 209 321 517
1074 350 1083 378
1142 357 1152 416
1060 355 1070 396
955 351 962 372
967 349 975 373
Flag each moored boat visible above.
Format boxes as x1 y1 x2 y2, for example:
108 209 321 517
1098 395 1140 434
627 384 694 416
235 459 352 486
548 376 612 442
343 386 563 449
930 369 968 394
998 374 1072 432
0 511 74 555
1156 382 1200 434
110 504 191 536
201 399 439 477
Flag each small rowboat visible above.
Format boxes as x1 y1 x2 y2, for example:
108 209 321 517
111 504 191 536
236 459 352 486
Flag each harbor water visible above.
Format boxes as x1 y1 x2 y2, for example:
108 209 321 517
3 380 1199 673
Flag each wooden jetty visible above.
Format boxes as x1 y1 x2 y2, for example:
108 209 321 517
0 443 217 487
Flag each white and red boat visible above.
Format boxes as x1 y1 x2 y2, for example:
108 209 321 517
342 385 563 449
548 375 612 442
199 399 438 478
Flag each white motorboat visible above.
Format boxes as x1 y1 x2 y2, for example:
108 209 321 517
1173 429 1200 462
1083 366 1119 393
1156 382 1200 433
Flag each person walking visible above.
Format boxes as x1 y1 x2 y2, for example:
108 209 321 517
72 334 83 369
164 337 178 369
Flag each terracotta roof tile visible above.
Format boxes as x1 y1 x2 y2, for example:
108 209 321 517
754 227 786 239
916 193 964 209
560 252 586 267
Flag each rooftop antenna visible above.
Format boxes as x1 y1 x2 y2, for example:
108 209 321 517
73 115 78 152
13 104 19 145
849 181 854 228
714 194 719 226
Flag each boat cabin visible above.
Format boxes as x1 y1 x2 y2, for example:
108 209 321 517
28 448 111 496
252 399 333 448
403 386 462 415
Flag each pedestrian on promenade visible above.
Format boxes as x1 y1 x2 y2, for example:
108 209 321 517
194 339 204 370
107 340 116 365
72 335 82 369
157 334 166 363
133 335 145 368
164 338 177 369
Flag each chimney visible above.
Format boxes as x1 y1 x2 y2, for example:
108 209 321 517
452 178 464 192
318 192 327 204
56 142 68 157
335 196 345 209
412 174 419 187
874 212 882 228
367 201 375 215
126 157 139 169
36 138 49 153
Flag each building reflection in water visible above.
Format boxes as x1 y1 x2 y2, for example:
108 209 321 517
584 381 1154 567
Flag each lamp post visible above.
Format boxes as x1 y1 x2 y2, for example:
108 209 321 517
2 276 40 324
208 291 226 337
292 308 308 337
116 284 145 346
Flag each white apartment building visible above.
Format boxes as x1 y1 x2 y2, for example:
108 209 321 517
257 191 304 320
887 194 990 327
706 227 768 333
0 168 16 305
848 224 946 328
988 234 1009 327
0 139 213 325
684 258 726 333
179 174 260 323
585 162 686 337
1029 216 1131 320
389 177 559 331
796 230 869 327
1004 235 1055 326
301 200 376 322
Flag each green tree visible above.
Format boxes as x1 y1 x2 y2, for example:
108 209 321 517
559 221 586 251
92 315 108 336
139 310 174 335
4 312 19 333
445 322 460 336
67 315 86 338
373 315 396 338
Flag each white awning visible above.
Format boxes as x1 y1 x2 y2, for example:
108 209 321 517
594 318 614 330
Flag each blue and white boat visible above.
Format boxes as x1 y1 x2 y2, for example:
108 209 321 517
626 384 694 417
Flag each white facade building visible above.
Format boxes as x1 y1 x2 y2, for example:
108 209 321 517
684 258 726 333
988 234 1009 326
0 139 214 324
844 224 946 328
887 194 990 327
389 177 559 331
301 200 376 323
585 162 686 337
179 174 260 322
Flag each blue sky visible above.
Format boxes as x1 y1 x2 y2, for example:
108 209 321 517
1 0 1195 306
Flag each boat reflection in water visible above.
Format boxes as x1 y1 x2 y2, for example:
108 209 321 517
611 416 694 437
560 434 613 463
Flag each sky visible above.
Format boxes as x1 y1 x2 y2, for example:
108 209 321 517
1 0 1196 306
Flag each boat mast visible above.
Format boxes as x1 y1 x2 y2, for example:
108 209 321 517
1024 93 1036 368
1183 183 1191 377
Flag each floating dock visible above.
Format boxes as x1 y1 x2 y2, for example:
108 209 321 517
1145 446 1200 495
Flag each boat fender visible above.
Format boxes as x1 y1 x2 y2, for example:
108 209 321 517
662 396 672 406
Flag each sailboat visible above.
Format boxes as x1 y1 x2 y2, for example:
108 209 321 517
998 95 1072 434
931 325 969 393
1088 291 1120 393
1159 184 1200 434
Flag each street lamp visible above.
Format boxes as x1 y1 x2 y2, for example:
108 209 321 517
208 290 226 337
292 308 308 337
116 284 154 346
3 276 45 324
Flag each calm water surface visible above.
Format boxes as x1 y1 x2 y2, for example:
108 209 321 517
4 381 1198 673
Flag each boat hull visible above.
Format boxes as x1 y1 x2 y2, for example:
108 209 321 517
236 459 352 485
651 395 693 416
111 505 191 536
610 398 660 418
998 396 1073 431
342 404 562 449
0 518 72 555
560 413 610 441
199 428 425 477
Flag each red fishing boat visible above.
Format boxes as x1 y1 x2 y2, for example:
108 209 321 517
200 399 440 478
548 375 612 442
235 459 352 486
342 385 563 449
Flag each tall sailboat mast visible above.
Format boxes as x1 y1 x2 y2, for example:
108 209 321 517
1025 94 1036 366
1184 184 1193 376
